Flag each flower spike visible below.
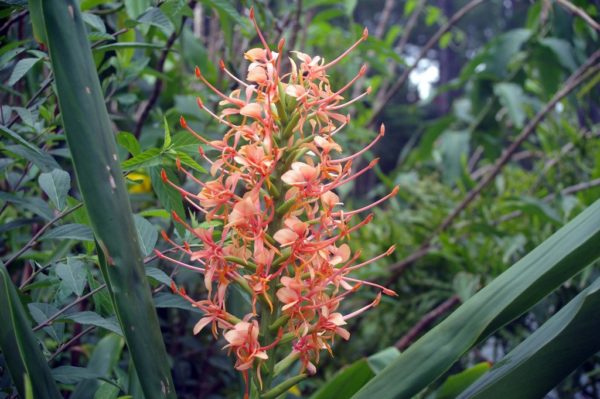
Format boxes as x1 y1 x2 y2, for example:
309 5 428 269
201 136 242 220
157 11 398 395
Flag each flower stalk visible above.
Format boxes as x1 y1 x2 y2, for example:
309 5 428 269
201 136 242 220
156 8 398 397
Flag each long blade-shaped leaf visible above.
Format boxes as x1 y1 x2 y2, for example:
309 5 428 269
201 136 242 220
37 2 175 397
354 200 600 399
0 264 62 399
459 275 600 398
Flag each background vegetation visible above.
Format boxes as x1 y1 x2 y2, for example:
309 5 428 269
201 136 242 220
1 0 599 398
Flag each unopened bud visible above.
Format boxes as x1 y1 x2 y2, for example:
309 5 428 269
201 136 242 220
196 97 204 109
160 169 168 182
368 158 380 167
179 115 187 128
362 27 369 40
195 66 201 78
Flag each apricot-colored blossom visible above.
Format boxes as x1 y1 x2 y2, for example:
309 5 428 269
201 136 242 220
155 8 399 395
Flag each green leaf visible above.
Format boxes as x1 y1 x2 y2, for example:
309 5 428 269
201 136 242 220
437 130 470 184
425 6 442 26
124 0 151 19
538 37 577 71
501 196 561 225
41 223 95 242
28 0 47 43
134 215 158 256
39 2 176 397
38 169 71 210
493 82 527 128
71 334 124 399
117 132 141 156
61 311 123 336
87 273 114 317
459 277 600 399
344 0 357 16
150 166 185 235
160 0 192 26
28 302 65 342
139 208 171 219
312 347 401 398
167 151 205 173
453 273 480 302
404 0 417 15
310 359 375 399
93 42 165 52
0 191 54 220
51 366 104 384
56 258 87 297
81 12 106 33
354 200 600 399
0 124 42 153
200 0 248 31
8 57 41 86
0 264 62 399
145 267 172 286
93 383 121 399
122 147 162 171
162 116 172 149
138 7 174 35
435 362 491 399
153 292 201 313
5 144 60 172
439 32 452 49
367 347 401 374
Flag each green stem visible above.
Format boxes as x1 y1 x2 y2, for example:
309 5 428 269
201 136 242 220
225 255 257 271
260 374 308 399
273 351 300 377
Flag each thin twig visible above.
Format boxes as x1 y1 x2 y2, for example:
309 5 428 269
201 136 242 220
47 326 95 362
287 0 304 53
497 178 600 224
561 178 600 196
133 29 181 138
394 0 426 56
374 0 425 107
0 10 28 36
375 0 396 39
19 263 53 289
386 50 600 281
6 76 54 129
5 28 129 129
395 295 461 350
3 204 83 267
32 284 107 332
555 0 600 31
370 0 486 126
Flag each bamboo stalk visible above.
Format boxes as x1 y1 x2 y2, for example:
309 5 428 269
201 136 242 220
38 1 176 397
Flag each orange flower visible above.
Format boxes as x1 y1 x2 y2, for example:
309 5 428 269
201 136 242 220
155 8 398 393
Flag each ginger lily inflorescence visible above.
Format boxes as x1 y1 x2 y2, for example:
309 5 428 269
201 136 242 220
156 9 398 397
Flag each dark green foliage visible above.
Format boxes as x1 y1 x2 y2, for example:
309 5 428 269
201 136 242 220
0 0 598 397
